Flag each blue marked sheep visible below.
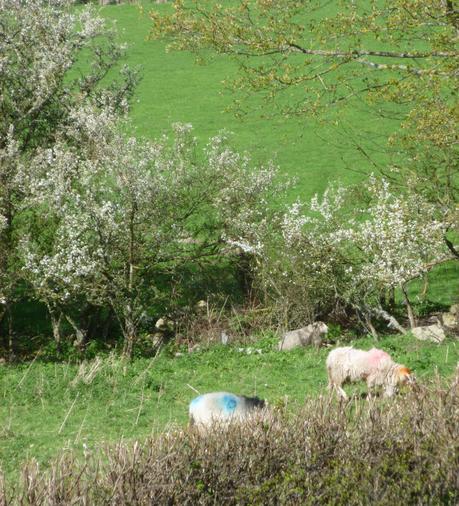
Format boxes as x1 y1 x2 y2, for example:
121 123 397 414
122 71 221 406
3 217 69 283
189 392 265 428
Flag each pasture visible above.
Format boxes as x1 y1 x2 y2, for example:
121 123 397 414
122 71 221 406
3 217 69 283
0 333 457 482
0 1 458 498
101 1 396 199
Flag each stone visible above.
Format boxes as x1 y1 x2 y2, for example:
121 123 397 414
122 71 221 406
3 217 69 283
441 312 458 328
155 317 173 331
449 304 459 316
220 331 229 345
278 322 328 351
412 324 446 343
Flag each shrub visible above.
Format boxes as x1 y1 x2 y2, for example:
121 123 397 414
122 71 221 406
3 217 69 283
248 178 452 333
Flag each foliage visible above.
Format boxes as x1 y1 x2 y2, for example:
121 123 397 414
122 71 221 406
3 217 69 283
19 119 281 355
0 1 283 356
0 0 138 348
150 0 459 253
2 374 459 504
245 178 451 330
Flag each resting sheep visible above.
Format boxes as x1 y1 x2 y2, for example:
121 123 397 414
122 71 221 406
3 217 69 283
326 347 413 399
189 392 265 429
278 321 328 351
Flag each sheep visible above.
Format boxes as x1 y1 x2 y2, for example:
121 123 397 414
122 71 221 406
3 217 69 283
326 346 413 400
278 321 328 351
189 392 265 429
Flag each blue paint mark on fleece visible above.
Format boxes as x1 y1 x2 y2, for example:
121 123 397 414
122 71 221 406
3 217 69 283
220 394 238 413
190 395 203 406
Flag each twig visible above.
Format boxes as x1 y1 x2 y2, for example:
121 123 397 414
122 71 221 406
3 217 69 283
135 382 145 426
74 408 88 444
16 352 40 389
186 384 200 395
58 393 79 434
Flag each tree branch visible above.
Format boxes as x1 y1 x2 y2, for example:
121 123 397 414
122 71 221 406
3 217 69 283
444 236 459 259
287 43 457 59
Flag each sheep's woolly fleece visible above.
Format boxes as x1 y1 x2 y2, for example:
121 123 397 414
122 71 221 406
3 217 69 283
189 392 265 429
326 346 412 399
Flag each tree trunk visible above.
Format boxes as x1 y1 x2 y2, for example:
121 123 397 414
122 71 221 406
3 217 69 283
122 309 136 359
366 305 407 334
364 315 378 339
7 305 13 360
65 314 87 350
46 303 63 350
122 329 135 358
122 203 137 359
420 274 429 300
400 283 416 329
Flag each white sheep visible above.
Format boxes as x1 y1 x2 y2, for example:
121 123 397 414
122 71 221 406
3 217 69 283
326 346 413 400
189 392 265 429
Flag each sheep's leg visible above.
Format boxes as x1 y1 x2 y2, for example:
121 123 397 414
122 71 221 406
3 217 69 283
383 385 395 398
366 378 375 400
335 384 348 400
328 374 348 400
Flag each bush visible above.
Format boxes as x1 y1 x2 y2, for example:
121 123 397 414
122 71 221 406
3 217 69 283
3 376 458 504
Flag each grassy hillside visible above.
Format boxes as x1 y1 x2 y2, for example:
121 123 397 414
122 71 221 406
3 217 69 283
97 2 457 306
0 333 457 481
100 1 398 201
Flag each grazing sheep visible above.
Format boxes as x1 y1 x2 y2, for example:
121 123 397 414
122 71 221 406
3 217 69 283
326 347 413 399
278 321 328 351
189 392 265 429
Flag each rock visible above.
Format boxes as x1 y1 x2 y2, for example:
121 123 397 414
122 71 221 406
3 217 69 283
196 300 207 312
441 312 458 328
412 324 446 343
189 344 201 353
278 322 328 351
155 317 174 331
449 304 459 316
220 331 229 345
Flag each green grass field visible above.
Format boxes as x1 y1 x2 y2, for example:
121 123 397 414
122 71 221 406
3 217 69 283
1 1 457 488
100 1 398 201
0 333 457 482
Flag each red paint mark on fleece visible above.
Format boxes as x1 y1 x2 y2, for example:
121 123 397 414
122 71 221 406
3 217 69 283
367 348 391 367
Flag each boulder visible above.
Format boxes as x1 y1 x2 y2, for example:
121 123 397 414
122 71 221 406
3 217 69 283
412 324 446 343
441 312 458 328
278 322 328 351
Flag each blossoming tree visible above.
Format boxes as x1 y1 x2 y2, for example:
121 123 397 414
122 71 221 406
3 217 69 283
21 118 279 356
0 0 138 350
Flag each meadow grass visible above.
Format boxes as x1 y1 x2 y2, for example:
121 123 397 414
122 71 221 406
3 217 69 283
100 1 397 201
0 332 457 483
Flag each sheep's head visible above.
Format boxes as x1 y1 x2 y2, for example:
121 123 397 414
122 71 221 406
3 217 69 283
243 396 266 410
314 322 328 334
397 366 414 385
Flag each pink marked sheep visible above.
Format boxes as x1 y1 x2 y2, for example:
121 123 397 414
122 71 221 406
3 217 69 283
326 347 413 400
